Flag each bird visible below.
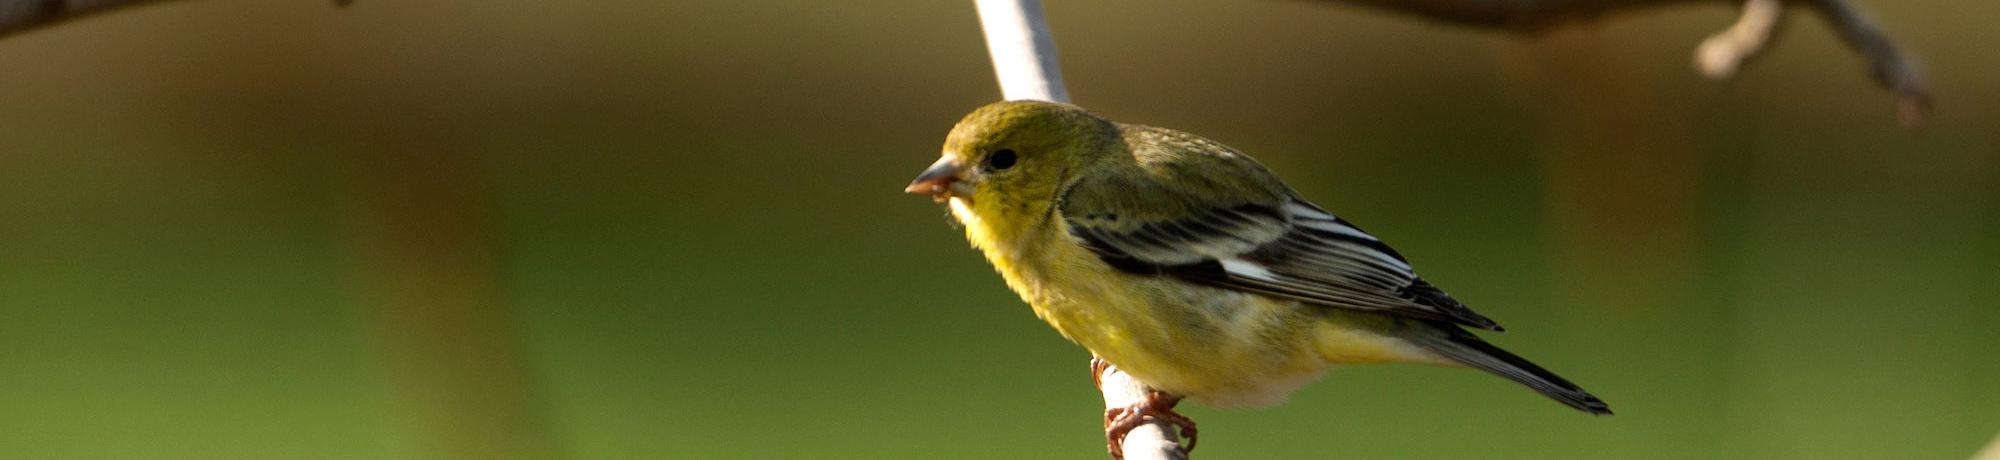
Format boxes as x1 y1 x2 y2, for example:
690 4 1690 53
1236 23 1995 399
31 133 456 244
904 100 1609 457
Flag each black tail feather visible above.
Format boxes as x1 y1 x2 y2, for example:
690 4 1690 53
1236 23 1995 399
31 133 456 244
1417 329 1612 415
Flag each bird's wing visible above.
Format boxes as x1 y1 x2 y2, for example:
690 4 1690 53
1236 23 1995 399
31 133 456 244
1058 168 1501 331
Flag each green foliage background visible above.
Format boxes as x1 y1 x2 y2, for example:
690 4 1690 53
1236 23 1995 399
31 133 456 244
1 1 1994 458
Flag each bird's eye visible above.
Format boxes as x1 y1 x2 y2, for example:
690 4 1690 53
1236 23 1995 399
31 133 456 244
988 149 1018 170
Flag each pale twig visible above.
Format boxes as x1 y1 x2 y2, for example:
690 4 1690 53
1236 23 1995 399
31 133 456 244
974 0 1069 103
1694 0 1783 79
1097 361 1188 460
1974 433 2000 460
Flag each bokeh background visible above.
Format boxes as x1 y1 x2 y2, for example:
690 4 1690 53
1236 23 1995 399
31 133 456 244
1 1 1994 459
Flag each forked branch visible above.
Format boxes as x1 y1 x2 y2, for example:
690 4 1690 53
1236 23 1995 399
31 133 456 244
1328 0 1931 125
0 0 1931 125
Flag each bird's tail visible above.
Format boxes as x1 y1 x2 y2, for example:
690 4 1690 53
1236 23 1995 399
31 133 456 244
1413 328 1613 415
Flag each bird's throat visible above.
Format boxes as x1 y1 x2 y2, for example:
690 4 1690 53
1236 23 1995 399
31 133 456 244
949 196 1059 304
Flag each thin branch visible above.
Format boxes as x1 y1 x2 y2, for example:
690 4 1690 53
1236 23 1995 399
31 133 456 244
0 0 358 38
974 0 1069 103
1694 0 1782 79
0 0 1931 124
1806 0 1932 127
0 0 178 37
1329 0 1704 31
1326 0 1932 125
1097 361 1188 460
1975 433 2000 460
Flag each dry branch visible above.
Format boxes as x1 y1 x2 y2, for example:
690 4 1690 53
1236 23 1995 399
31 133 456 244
0 0 177 37
1694 0 1782 79
1805 0 1931 126
1327 0 1931 125
1096 360 1189 460
1331 0 1703 30
1976 433 2000 460
0 0 1932 124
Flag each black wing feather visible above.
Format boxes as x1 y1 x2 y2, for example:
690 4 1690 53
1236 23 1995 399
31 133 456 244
1065 199 1502 331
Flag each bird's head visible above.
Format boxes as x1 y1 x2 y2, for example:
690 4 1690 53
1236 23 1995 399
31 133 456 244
906 101 1118 232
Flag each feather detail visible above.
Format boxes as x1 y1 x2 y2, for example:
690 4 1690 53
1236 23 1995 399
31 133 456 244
1058 130 1502 330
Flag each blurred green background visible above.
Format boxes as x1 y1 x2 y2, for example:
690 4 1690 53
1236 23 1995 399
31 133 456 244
1 0 1994 458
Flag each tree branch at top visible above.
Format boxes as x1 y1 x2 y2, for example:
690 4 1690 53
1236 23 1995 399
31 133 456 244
1325 0 1930 126
0 0 1929 123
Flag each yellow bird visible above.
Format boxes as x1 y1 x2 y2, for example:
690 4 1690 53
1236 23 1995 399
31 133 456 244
906 100 1609 455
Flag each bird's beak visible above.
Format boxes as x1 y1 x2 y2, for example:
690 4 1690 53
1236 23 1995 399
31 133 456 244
904 156 966 203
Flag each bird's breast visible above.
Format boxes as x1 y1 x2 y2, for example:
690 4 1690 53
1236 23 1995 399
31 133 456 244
953 201 1336 407
1031 262 1333 407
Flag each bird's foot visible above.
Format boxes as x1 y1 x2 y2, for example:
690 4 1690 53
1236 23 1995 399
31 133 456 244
1098 383 1196 459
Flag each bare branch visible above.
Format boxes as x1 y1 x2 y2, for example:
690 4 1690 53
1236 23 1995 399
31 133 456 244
1096 360 1188 460
1323 0 1932 125
0 0 1932 124
975 0 1069 103
1315 0 1929 124
1694 0 1782 79
1806 0 1932 127
1975 433 2000 460
0 0 356 38
1329 0 1708 31
0 0 178 38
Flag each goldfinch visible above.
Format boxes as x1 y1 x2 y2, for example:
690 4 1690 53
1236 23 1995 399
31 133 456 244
906 101 1609 454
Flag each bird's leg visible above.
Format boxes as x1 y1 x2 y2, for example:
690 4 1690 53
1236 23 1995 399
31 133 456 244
1094 357 1197 459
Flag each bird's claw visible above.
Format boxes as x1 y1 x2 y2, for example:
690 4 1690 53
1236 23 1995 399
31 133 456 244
1101 390 1197 459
